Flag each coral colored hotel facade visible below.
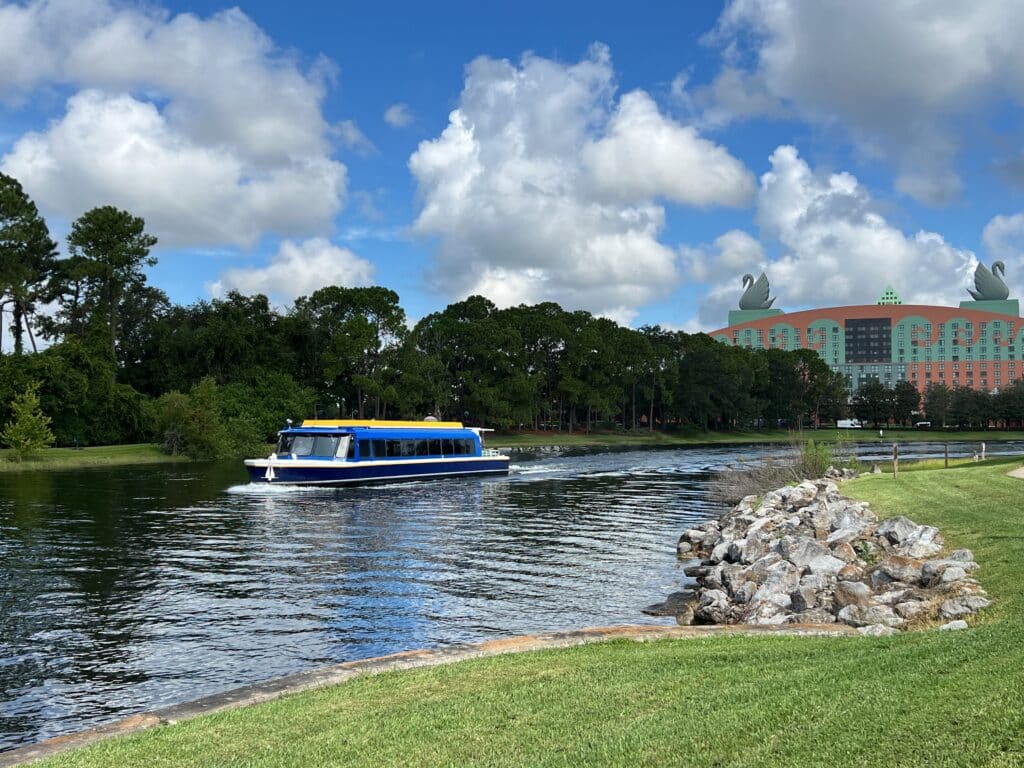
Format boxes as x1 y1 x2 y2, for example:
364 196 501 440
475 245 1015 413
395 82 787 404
710 278 1023 397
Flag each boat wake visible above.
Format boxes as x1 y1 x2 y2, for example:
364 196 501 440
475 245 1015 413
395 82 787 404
509 464 564 475
225 483 326 495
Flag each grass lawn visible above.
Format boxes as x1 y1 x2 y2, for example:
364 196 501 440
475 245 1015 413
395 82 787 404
0 443 186 473
32 457 1024 767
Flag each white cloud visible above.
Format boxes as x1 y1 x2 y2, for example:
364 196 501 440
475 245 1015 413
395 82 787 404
583 90 755 206
690 145 976 327
0 0 346 247
335 119 377 155
207 238 375 303
383 102 413 127
700 0 1024 204
681 229 764 283
982 213 1024 296
408 45 753 319
3 90 346 248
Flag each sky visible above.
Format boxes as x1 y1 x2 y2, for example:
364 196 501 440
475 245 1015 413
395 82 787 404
2 0 1024 333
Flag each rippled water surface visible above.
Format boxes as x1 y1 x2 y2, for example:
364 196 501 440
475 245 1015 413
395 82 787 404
1 439 1019 750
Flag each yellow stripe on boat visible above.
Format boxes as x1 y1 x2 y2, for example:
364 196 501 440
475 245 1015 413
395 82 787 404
300 420 465 429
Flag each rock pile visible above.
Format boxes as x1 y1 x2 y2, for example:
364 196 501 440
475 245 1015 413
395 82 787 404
664 470 990 634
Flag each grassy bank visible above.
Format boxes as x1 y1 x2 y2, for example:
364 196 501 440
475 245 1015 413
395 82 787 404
0 444 186 473
33 459 1024 767
493 427 1024 449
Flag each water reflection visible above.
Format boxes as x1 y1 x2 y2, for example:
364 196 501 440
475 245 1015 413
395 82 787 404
1 440 1021 750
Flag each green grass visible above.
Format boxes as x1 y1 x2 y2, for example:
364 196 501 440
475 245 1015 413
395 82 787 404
0 443 186 473
34 458 1024 766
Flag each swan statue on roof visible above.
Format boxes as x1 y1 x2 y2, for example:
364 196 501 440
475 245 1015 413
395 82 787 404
739 272 775 310
968 261 1009 301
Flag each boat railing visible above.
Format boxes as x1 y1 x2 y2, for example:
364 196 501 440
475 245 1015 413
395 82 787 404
481 448 503 457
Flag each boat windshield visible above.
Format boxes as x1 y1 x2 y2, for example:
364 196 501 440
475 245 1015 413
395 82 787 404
277 433 340 457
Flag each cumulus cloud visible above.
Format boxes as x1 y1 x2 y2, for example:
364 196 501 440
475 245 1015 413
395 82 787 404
207 238 375 303
690 146 976 328
383 102 413 127
0 0 346 247
982 213 1024 295
408 45 754 320
583 91 754 206
699 0 1024 204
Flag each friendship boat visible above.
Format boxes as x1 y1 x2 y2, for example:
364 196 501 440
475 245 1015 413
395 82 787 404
244 420 510 486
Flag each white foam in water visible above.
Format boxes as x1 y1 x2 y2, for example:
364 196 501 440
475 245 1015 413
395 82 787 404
510 464 564 474
226 483 326 495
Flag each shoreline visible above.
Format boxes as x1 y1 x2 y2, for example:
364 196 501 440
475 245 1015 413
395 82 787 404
0 444 188 474
3 429 1023 474
0 623 855 767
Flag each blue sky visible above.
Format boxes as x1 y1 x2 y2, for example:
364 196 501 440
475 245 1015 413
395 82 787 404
2 0 1024 331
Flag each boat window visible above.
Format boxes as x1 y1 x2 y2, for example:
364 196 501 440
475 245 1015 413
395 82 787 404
310 435 339 457
373 439 388 458
416 440 429 456
347 439 356 459
443 438 455 455
358 439 371 459
429 439 442 456
277 434 295 454
401 440 416 457
387 440 403 457
289 435 315 456
335 436 351 459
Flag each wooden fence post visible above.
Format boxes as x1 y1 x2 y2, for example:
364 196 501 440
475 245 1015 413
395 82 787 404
893 443 899 480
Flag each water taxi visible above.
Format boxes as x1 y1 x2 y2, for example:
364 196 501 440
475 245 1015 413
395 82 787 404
244 420 510 486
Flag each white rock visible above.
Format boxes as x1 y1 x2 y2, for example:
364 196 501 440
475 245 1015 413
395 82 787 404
877 516 917 544
710 541 731 564
807 555 847 576
838 604 904 628
899 525 945 559
939 620 969 631
777 536 830 568
895 601 928 620
939 566 968 584
939 596 992 619
858 625 899 636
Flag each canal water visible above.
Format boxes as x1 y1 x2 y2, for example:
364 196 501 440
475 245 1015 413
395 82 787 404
1 439 1018 750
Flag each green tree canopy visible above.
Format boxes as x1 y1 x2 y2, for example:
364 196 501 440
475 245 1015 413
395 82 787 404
62 205 157 362
0 173 57 355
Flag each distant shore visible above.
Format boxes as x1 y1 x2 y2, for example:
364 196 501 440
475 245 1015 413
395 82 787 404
0 444 188 473
2 428 1022 473
490 427 1024 450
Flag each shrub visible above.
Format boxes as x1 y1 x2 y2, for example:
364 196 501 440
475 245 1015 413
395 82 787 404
1 382 55 461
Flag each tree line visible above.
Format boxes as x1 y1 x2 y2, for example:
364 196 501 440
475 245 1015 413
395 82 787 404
3 172 1023 457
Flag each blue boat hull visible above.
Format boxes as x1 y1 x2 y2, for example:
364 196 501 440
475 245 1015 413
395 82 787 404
244 457 509 486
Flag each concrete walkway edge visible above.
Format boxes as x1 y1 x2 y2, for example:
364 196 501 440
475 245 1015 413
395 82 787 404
1 622 854 767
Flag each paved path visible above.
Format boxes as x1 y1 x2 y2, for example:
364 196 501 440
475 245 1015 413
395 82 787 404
1 623 854 767
1008 466 1024 479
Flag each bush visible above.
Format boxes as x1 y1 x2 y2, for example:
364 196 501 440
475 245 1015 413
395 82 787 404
154 377 272 460
710 434 856 504
1 381 55 461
